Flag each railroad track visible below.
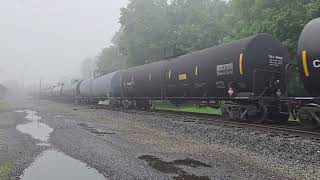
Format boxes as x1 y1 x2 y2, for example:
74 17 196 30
86 105 320 141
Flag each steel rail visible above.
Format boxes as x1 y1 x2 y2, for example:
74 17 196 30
87 105 320 140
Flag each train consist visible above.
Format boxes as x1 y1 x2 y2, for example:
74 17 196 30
44 18 320 129
42 79 81 102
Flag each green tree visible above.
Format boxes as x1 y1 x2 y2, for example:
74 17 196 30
116 0 228 66
225 0 320 95
96 46 127 73
81 58 96 78
117 0 171 66
93 0 320 95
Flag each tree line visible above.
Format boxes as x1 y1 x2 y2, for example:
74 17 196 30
83 0 320 95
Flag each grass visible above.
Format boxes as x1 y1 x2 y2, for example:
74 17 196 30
99 99 298 121
0 161 12 180
0 100 12 113
154 101 298 121
154 101 222 115
289 114 299 121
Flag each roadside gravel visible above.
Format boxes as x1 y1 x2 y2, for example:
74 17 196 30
34 101 320 179
0 111 46 179
4 99 319 179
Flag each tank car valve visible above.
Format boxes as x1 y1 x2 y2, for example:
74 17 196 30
228 87 234 97
276 89 282 97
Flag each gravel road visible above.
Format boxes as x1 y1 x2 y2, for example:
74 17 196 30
1 99 320 179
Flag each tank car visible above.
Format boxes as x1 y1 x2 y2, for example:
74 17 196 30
164 33 289 123
119 34 290 122
78 78 93 101
121 61 167 108
61 79 81 100
296 17 320 129
164 33 288 99
91 71 122 98
77 71 122 105
298 17 320 96
51 84 63 98
40 87 53 99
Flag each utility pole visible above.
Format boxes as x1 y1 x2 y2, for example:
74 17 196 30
38 78 42 107
39 78 42 99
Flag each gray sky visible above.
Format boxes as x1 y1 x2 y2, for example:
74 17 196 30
0 0 128 87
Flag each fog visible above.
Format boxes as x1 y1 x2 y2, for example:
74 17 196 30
0 0 128 88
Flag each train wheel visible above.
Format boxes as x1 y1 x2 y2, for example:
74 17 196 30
145 101 151 110
299 107 320 129
273 112 289 124
269 105 289 124
248 106 267 124
268 112 289 124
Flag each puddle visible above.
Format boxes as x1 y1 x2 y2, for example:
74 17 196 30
14 110 25 113
36 143 51 147
20 150 106 180
172 158 212 168
267 133 278 137
15 111 106 179
16 110 53 144
55 115 64 118
139 155 211 180
174 174 211 180
183 120 195 123
78 123 116 136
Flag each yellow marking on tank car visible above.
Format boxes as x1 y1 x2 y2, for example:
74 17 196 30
239 53 244 75
302 50 310 77
179 74 187 81
195 66 198 76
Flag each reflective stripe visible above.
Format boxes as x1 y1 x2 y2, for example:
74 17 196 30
195 66 198 76
302 50 310 77
179 74 187 80
239 53 244 75
168 70 171 79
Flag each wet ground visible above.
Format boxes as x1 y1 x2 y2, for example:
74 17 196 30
15 110 106 179
0 98 320 179
16 110 52 146
21 150 105 180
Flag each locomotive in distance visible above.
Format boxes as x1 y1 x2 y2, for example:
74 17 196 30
43 18 320 129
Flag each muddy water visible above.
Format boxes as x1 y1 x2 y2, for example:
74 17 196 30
20 150 106 180
15 110 107 180
16 110 53 145
139 155 211 180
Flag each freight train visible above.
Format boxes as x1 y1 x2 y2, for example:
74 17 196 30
43 79 81 102
43 18 320 129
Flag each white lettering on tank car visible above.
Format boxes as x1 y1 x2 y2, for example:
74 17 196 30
313 59 320 68
217 63 233 76
268 55 283 67
216 81 225 89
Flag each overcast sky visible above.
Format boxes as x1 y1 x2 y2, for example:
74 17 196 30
0 0 128 87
